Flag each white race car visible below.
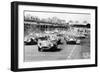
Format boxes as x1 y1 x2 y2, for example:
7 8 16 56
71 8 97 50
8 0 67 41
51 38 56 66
37 37 57 52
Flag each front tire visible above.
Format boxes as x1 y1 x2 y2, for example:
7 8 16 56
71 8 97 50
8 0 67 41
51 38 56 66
38 47 43 52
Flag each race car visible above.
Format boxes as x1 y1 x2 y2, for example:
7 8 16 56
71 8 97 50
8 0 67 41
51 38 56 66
64 36 80 44
49 34 63 45
24 37 38 45
37 37 57 52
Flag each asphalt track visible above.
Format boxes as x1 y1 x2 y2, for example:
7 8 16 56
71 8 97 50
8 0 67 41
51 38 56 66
24 38 90 62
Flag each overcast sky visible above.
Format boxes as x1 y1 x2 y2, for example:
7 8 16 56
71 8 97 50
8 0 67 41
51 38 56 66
24 11 91 24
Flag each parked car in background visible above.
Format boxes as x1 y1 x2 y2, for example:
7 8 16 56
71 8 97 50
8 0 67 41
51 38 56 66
76 34 86 39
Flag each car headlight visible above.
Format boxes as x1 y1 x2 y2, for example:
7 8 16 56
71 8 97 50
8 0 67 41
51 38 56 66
50 44 53 46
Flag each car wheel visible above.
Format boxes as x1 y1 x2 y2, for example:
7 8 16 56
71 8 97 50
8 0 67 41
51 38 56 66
38 47 43 52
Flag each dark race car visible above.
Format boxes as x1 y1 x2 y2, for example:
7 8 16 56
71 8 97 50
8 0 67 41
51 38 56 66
64 36 81 45
24 38 37 45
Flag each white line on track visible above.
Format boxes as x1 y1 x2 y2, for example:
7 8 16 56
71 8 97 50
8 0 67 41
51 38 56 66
67 45 77 59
